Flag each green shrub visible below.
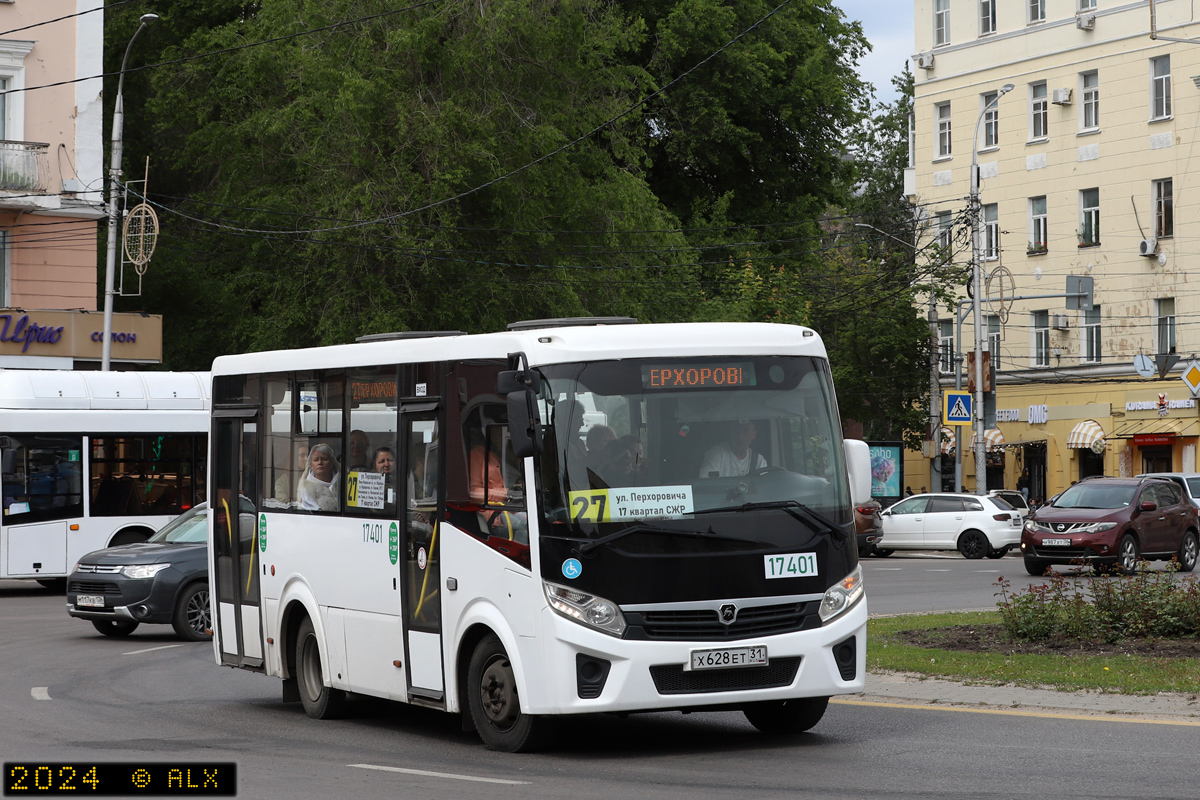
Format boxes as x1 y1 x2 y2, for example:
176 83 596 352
995 564 1200 642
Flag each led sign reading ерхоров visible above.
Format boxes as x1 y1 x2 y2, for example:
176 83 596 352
642 364 756 390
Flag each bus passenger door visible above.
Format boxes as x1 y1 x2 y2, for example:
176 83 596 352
212 414 264 670
400 408 443 702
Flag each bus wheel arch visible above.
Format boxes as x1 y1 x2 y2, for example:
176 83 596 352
109 526 154 547
465 632 553 752
294 615 347 719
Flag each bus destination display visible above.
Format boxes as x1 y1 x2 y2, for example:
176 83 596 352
642 363 755 390
4 763 236 796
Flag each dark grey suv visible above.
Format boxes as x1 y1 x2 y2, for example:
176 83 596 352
66 504 211 640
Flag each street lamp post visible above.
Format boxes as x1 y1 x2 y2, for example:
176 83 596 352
969 83 1014 493
101 13 159 371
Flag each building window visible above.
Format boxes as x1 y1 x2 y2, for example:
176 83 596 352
1029 0 1046 23
936 102 952 157
1151 55 1171 119
936 210 952 251
1083 306 1101 364
1030 83 1048 139
1029 196 1047 252
1079 188 1100 246
0 77 6 140
983 203 999 259
1154 178 1173 238
1079 0 1097 10
935 0 951 46
1081 71 1099 130
987 315 1001 370
980 0 996 35
982 91 999 148
1033 311 1050 367
1157 298 1176 355
939 320 954 374
908 111 916 168
0 230 9 306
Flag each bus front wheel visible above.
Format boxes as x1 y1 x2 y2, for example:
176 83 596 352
467 634 552 752
743 696 829 734
295 617 347 720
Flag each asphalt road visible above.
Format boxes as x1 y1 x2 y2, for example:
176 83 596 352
4 564 1199 800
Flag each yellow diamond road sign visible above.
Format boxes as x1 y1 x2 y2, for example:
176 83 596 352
1183 360 1200 397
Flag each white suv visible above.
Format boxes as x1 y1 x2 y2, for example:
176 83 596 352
879 493 1023 559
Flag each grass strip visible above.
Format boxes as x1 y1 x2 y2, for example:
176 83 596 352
868 612 1200 695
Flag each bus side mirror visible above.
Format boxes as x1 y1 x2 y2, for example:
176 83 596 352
843 439 871 506
499 352 543 459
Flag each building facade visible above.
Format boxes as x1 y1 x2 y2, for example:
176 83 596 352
906 0 1200 500
0 1 159 368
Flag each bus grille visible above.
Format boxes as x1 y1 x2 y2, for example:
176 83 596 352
649 658 801 695
626 602 820 641
68 580 122 595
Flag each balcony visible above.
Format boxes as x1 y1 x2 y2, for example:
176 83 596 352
0 140 50 193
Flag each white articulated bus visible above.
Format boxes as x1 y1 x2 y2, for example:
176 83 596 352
207 320 871 751
0 370 210 588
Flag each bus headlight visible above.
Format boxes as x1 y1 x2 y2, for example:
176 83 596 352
122 563 170 580
819 565 864 624
543 581 627 637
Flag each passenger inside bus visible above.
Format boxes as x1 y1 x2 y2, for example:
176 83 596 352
297 443 340 512
274 442 308 505
347 429 370 472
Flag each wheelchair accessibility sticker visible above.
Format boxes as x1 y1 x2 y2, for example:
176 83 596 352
562 558 582 580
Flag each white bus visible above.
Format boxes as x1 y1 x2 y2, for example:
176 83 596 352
1 370 210 588
207 320 871 751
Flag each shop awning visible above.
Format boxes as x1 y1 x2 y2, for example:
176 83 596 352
969 428 1006 452
1066 419 1106 450
939 426 956 456
1109 418 1200 440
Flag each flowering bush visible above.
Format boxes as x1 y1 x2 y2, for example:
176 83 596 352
995 564 1200 642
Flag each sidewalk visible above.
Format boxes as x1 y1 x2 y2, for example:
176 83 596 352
852 671 1200 722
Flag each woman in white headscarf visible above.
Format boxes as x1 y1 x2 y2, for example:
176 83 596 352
297 443 340 512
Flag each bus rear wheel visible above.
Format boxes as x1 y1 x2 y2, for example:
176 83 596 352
295 617 347 719
467 634 551 752
743 696 829 734
92 619 139 637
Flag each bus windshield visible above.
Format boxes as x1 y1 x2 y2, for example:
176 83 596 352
535 356 850 544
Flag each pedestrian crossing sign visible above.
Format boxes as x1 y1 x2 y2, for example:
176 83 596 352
943 392 973 426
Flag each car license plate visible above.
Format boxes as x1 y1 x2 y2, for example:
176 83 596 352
76 595 105 608
1042 538 1071 547
689 646 768 671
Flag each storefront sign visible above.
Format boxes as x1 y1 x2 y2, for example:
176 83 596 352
996 409 1020 422
1126 398 1196 411
0 308 162 363
1133 434 1176 446
1028 404 1048 424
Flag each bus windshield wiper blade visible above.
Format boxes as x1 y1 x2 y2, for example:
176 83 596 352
693 500 848 543
577 523 717 555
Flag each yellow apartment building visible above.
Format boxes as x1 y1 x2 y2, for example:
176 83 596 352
904 0 1200 501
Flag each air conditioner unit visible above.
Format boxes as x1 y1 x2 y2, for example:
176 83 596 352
1139 238 1159 257
915 53 935 71
1077 12 1096 31
1051 88 1072 105
1052 314 1070 331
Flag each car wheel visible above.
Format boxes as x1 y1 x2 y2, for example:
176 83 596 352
858 546 873 559
743 696 829 734
295 616 347 719
92 619 139 637
1178 530 1198 573
873 548 894 557
1023 556 1048 576
36 578 67 593
171 582 212 641
468 634 552 752
1118 534 1141 575
985 547 1008 559
957 529 990 560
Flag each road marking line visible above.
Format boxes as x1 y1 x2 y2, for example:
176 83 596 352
975 570 1000 573
31 687 50 701
123 644 183 656
926 568 952 572
349 764 531 785
831 698 1200 726
873 568 902 571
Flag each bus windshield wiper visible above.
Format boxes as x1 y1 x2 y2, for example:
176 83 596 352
692 500 848 544
577 523 724 556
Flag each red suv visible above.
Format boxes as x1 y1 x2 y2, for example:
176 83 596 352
1020 477 1199 575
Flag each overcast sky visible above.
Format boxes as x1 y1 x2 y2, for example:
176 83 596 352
834 0 914 105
